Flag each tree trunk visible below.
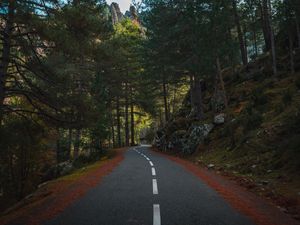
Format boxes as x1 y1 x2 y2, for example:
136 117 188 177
295 14 300 48
172 86 176 114
189 74 194 107
130 97 135 146
73 129 81 160
159 109 163 127
232 0 248 65
243 24 248 59
216 57 228 109
162 79 169 123
267 0 277 76
67 129 72 160
116 96 121 147
56 128 61 163
193 77 204 120
124 83 129 146
288 30 295 74
252 20 258 57
260 0 271 51
110 112 115 148
0 0 15 124
18 146 27 200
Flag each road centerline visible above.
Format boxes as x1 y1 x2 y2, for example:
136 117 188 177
152 179 158 194
152 167 156 176
153 204 161 225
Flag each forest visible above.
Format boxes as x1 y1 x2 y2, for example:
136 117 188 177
1 0 300 216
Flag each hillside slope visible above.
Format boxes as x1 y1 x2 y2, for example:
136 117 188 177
154 52 300 220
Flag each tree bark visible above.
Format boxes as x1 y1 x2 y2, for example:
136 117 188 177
67 128 72 160
124 83 129 146
295 14 300 48
260 0 271 51
193 77 204 120
162 79 169 123
288 30 295 74
189 74 194 107
267 0 277 76
232 0 248 65
110 112 115 148
130 96 135 146
19 145 27 200
216 57 228 109
252 20 258 57
56 128 61 163
172 86 176 114
116 96 121 147
0 0 15 124
73 129 81 160
243 24 248 59
159 109 163 127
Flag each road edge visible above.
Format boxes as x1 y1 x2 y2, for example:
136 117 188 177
0 148 127 225
152 148 300 225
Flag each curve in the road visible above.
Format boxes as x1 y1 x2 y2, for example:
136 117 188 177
134 147 161 225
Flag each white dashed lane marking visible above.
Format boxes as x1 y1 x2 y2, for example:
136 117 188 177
152 179 158 194
153 204 161 225
152 167 156 176
134 147 160 225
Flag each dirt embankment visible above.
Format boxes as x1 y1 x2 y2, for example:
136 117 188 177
0 148 126 225
152 148 300 225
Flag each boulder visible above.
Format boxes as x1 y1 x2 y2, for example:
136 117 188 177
207 164 215 169
182 123 214 154
169 129 187 149
59 161 73 176
43 161 73 181
214 113 225 124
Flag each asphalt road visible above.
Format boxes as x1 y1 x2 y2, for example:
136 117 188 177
45 146 254 225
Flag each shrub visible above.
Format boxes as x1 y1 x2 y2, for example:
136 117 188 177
251 88 268 106
295 77 300 89
240 108 263 132
282 90 292 106
246 111 263 130
275 103 285 114
72 150 104 169
252 70 266 82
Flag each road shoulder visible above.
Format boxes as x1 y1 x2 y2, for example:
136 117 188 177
0 148 127 225
152 148 300 225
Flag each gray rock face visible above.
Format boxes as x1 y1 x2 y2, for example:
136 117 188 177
129 5 138 20
110 2 123 24
44 161 73 181
182 124 214 153
154 123 214 154
59 161 73 176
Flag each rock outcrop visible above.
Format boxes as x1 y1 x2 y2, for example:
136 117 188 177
214 113 225 124
110 2 123 24
110 3 140 25
154 120 214 154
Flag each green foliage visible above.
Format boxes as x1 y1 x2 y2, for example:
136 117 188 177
296 77 300 90
241 106 263 131
282 89 293 106
0 116 46 206
72 150 106 169
250 87 269 106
